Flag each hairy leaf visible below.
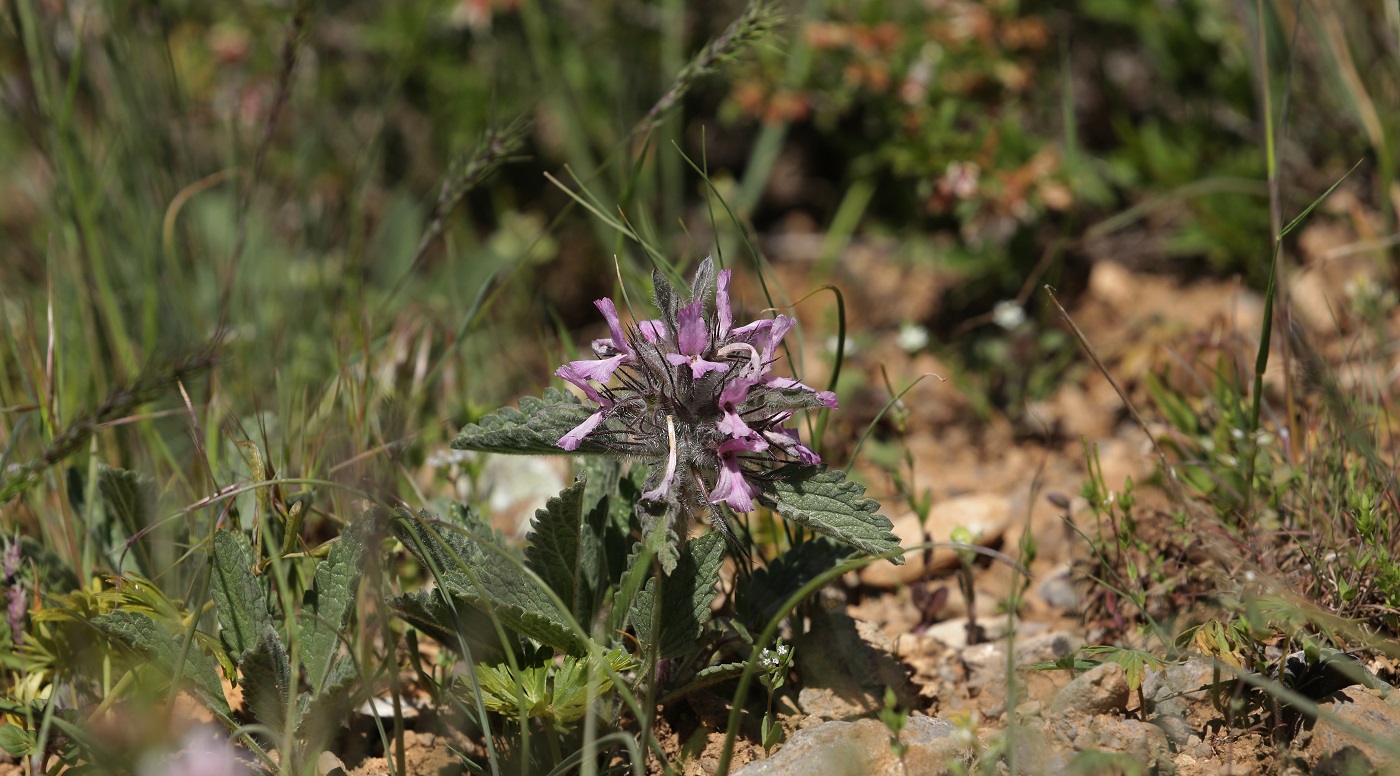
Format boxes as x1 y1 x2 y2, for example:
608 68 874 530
760 469 903 564
387 590 508 660
92 610 230 716
738 538 849 629
746 384 836 414
451 388 611 455
239 626 291 736
97 465 158 573
525 480 592 626
210 530 270 660
297 656 362 749
300 515 370 694
632 531 725 659
394 510 585 655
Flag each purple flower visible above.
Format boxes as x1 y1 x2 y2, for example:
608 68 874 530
665 300 730 379
553 258 838 536
710 436 767 512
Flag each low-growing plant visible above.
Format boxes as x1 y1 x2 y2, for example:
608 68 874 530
385 257 903 771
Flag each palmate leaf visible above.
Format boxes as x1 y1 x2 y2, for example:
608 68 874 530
632 531 725 659
394 510 585 655
300 514 371 695
210 530 271 660
91 610 230 716
759 468 904 564
451 388 612 455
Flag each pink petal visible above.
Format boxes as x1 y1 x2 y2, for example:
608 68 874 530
676 300 708 356
716 268 733 340
595 298 634 357
639 319 668 342
716 378 755 438
761 315 797 364
666 353 729 380
557 411 605 451
555 364 609 406
709 457 757 513
566 354 628 384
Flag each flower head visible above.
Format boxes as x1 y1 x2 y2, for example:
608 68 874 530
554 258 837 533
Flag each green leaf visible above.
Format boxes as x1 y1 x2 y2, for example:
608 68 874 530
759 469 903 563
394 510 585 655
659 661 748 705
300 515 370 694
297 656 362 749
525 480 588 621
387 590 507 659
738 538 848 629
745 385 836 414
92 610 230 716
210 530 271 660
547 649 636 731
632 531 725 659
451 388 611 455
239 626 291 736
96 465 157 573
0 724 35 757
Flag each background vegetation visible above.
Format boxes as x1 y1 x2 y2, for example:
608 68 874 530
2 0 1398 773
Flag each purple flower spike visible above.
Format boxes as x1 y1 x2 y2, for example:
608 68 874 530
551 257 837 532
665 300 729 379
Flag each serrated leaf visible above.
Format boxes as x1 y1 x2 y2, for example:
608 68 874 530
388 590 509 660
210 530 271 661
297 656 361 749
451 388 612 455
525 480 587 617
394 511 585 655
239 626 291 736
97 465 157 573
92 610 230 716
738 538 848 630
759 469 903 563
300 515 370 694
632 532 725 659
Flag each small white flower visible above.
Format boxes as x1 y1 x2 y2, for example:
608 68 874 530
896 322 929 353
992 300 1025 330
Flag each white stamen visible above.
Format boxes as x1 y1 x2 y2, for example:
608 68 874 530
716 342 762 377
661 415 678 487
